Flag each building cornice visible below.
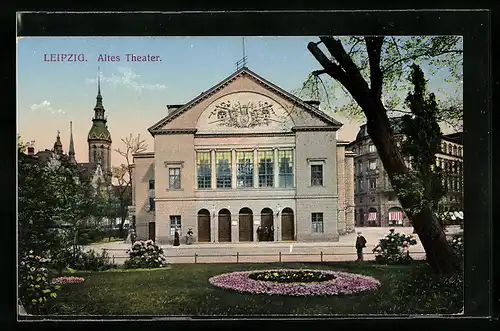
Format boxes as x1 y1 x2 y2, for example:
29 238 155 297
132 152 155 158
149 129 198 135
292 126 340 132
195 132 296 138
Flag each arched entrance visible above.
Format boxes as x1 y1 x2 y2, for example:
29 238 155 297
218 209 231 242
239 207 253 242
197 209 211 242
260 208 274 241
388 207 404 226
281 207 295 241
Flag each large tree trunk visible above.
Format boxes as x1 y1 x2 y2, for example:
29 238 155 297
365 105 460 274
307 37 460 275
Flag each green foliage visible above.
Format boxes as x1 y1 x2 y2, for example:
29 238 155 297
124 240 167 269
372 229 418 265
296 36 463 123
50 246 116 272
393 64 446 216
18 251 61 314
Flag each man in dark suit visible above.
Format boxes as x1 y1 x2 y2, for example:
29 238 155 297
355 232 367 261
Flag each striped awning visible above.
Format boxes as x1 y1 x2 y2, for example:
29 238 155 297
366 212 377 221
389 211 404 221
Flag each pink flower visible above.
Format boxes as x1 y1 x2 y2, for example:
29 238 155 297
51 276 85 285
403 241 408 247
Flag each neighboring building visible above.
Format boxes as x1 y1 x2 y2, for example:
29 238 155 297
130 67 356 244
347 117 463 227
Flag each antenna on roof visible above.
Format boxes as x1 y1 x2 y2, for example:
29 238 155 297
235 37 248 70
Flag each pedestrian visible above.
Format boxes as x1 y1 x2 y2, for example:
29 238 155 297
269 225 274 241
256 226 262 241
262 226 269 242
173 228 180 246
355 232 367 261
185 228 194 245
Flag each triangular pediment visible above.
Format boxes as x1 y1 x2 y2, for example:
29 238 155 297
148 67 343 135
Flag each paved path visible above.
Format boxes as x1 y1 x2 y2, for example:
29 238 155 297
86 226 462 265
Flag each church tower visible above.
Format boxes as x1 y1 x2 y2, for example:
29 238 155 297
87 69 112 183
53 130 63 155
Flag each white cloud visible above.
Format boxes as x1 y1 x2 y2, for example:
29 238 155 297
86 67 168 93
30 100 65 114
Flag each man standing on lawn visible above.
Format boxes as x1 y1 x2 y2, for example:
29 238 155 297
355 232 367 261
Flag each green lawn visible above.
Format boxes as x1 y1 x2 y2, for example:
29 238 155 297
46 261 463 316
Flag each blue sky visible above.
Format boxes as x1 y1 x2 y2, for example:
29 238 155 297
17 36 462 167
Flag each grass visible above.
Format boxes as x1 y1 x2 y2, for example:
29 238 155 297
45 261 463 316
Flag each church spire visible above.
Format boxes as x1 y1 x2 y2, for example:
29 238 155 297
93 67 105 120
69 121 76 163
95 66 103 109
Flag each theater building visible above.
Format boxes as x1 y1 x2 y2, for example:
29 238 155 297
130 67 355 244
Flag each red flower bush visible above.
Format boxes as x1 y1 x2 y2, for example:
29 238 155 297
209 269 380 296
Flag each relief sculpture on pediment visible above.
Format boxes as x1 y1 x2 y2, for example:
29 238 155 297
208 100 283 128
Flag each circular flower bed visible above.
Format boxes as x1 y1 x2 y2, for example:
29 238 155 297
51 276 85 285
248 270 335 283
209 269 380 296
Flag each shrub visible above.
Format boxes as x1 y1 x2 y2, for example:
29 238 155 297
448 234 464 262
124 240 167 269
50 246 116 272
372 229 418 265
18 251 61 315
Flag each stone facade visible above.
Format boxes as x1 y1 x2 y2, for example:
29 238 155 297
130 67 355 244
347 118 463 227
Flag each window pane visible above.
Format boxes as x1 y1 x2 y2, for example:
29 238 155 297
311 164 323 186
169 167 181 189
258 151 274 187
170 216 181 235
197 152 211 189
311 213 324 233
216 152 232 188
278 150 294 188
236 151 253 188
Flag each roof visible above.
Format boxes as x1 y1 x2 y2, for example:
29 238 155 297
442 132 463 144
148 67 343 135
78 162 98 181
88 121 112 142
355 116 406 142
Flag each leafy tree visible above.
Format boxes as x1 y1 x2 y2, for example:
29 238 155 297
112 133 147 232
307 36 462 274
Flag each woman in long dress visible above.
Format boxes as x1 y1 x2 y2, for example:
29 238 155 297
173 229 180 246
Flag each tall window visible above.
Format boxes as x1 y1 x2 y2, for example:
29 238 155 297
148 180 155 190
216 151 232 188
369 178 377 189
311 164 323 186
357 178 364 192
311 213 324 233
258 151 274 187
169 168 181 189
236 151 253 188
278 150 294 188
369 144 376 153
197 152 211 189
356 160 363 175
368 159 377 170
170 215 181 235
148 197 155 211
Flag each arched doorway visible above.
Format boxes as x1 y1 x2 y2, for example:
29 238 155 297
197 209 211 242
260 208 274 241
388 207 404 226
239 207 253 242
367 207 378 226
218 209 231 242
358 208 364 227
281 207 295 241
